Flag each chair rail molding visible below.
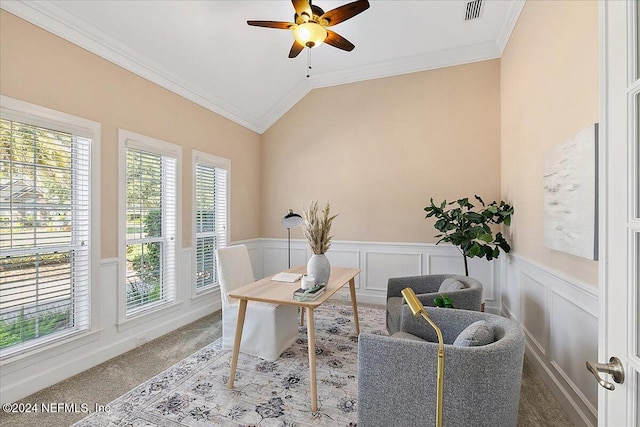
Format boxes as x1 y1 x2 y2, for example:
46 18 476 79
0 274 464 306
255 238 501 310
1 234 595 427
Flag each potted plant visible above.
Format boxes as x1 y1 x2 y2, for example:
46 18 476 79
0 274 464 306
433 294 456 308
424 195 514 276
301 200 338 286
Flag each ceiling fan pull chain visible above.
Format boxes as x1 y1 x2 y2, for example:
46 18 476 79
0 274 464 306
306 48 312 78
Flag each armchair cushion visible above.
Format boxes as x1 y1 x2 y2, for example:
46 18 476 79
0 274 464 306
453 320 494 347
438 277 466 292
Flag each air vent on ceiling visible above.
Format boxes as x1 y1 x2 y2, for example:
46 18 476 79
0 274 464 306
465 0 483 21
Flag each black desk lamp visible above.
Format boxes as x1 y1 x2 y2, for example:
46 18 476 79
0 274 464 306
281 209 303 268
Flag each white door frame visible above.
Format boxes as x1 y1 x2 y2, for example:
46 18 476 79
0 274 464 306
598 0 638 425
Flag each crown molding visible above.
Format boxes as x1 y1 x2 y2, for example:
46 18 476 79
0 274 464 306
310 41 501 90
1 1 263 134
496 0 526 54
256 41 501 133
2 1 524 135
256 78 314 133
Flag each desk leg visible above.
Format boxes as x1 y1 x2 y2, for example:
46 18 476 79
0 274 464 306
306 307 318 412
299 307 305 326
348 278 360 335
227 299 248 389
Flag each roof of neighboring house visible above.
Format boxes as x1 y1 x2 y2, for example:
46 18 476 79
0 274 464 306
0 178 46 203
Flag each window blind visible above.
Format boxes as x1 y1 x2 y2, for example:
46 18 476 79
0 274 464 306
0 118 91 355
125 146 176 314
194 162 228 291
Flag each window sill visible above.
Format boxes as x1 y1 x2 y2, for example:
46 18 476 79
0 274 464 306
1 328 103 374
117 300 184 332
191 285 220 301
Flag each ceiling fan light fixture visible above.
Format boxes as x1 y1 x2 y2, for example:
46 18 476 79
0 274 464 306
247 0 369 58
293 22 327 48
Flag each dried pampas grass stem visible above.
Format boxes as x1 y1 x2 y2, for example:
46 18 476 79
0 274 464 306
302 201 338 255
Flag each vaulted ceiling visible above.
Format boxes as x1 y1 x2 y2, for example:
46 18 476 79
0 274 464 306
1 0 524 133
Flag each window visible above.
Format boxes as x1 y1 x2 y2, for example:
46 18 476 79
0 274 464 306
0 96 99 356
120 131 180 317
193 151 229 293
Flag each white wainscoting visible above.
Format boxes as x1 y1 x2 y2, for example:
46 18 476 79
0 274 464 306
0 248 220 404
501 253 598 427
254 238 500 310
2 236 597 427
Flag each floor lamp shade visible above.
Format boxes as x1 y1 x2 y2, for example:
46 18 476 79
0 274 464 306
282 209 303 268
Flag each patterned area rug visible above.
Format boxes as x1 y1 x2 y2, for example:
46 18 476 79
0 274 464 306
73 303 386 427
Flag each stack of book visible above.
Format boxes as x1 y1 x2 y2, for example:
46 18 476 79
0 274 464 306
293 284 325 301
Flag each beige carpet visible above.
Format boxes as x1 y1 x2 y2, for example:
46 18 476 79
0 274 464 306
0 305 574 427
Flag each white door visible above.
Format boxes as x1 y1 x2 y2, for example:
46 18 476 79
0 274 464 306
597 1 639 425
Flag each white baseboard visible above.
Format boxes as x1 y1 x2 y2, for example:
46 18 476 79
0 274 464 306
501 253 598 427
1 236 596 427
1 301 217 404
0 249 220 404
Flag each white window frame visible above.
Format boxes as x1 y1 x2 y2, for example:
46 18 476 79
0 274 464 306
192 150 230 297
118 130 181 327
0 95 100 359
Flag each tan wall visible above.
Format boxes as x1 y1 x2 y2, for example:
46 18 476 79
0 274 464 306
0 11 262 258
261 60 502 243
2 1 598 285
500 0 599 286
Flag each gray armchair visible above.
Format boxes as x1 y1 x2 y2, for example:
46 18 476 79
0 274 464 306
386 274 483 334
358 307 525 427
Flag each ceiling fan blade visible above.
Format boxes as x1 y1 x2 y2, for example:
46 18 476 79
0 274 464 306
289 41 305 58
247 20 295 30
292 0 312 19
325 30 355 51
320 0 369 27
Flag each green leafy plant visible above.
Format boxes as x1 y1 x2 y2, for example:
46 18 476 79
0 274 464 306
127 209 162 306
0 307 71 349
424 195 514 276
434 294 456 308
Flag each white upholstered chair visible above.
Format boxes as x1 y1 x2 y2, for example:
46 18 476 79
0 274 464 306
216 244 298 361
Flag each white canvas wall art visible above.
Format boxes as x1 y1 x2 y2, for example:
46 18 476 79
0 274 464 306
543 124 598 260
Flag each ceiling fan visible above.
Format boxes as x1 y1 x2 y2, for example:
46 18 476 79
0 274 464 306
247 0 370 58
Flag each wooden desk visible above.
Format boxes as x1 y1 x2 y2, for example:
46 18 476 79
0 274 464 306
226 266 361 412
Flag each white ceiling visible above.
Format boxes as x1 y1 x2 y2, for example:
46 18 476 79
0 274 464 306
1 0 524 133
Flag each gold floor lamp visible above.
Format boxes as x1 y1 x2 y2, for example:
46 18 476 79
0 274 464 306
401 287 445 427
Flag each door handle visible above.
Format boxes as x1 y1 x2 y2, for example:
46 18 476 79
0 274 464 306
586 357 624 391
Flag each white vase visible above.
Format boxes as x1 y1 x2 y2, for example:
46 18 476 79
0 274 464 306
307 254 330 286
